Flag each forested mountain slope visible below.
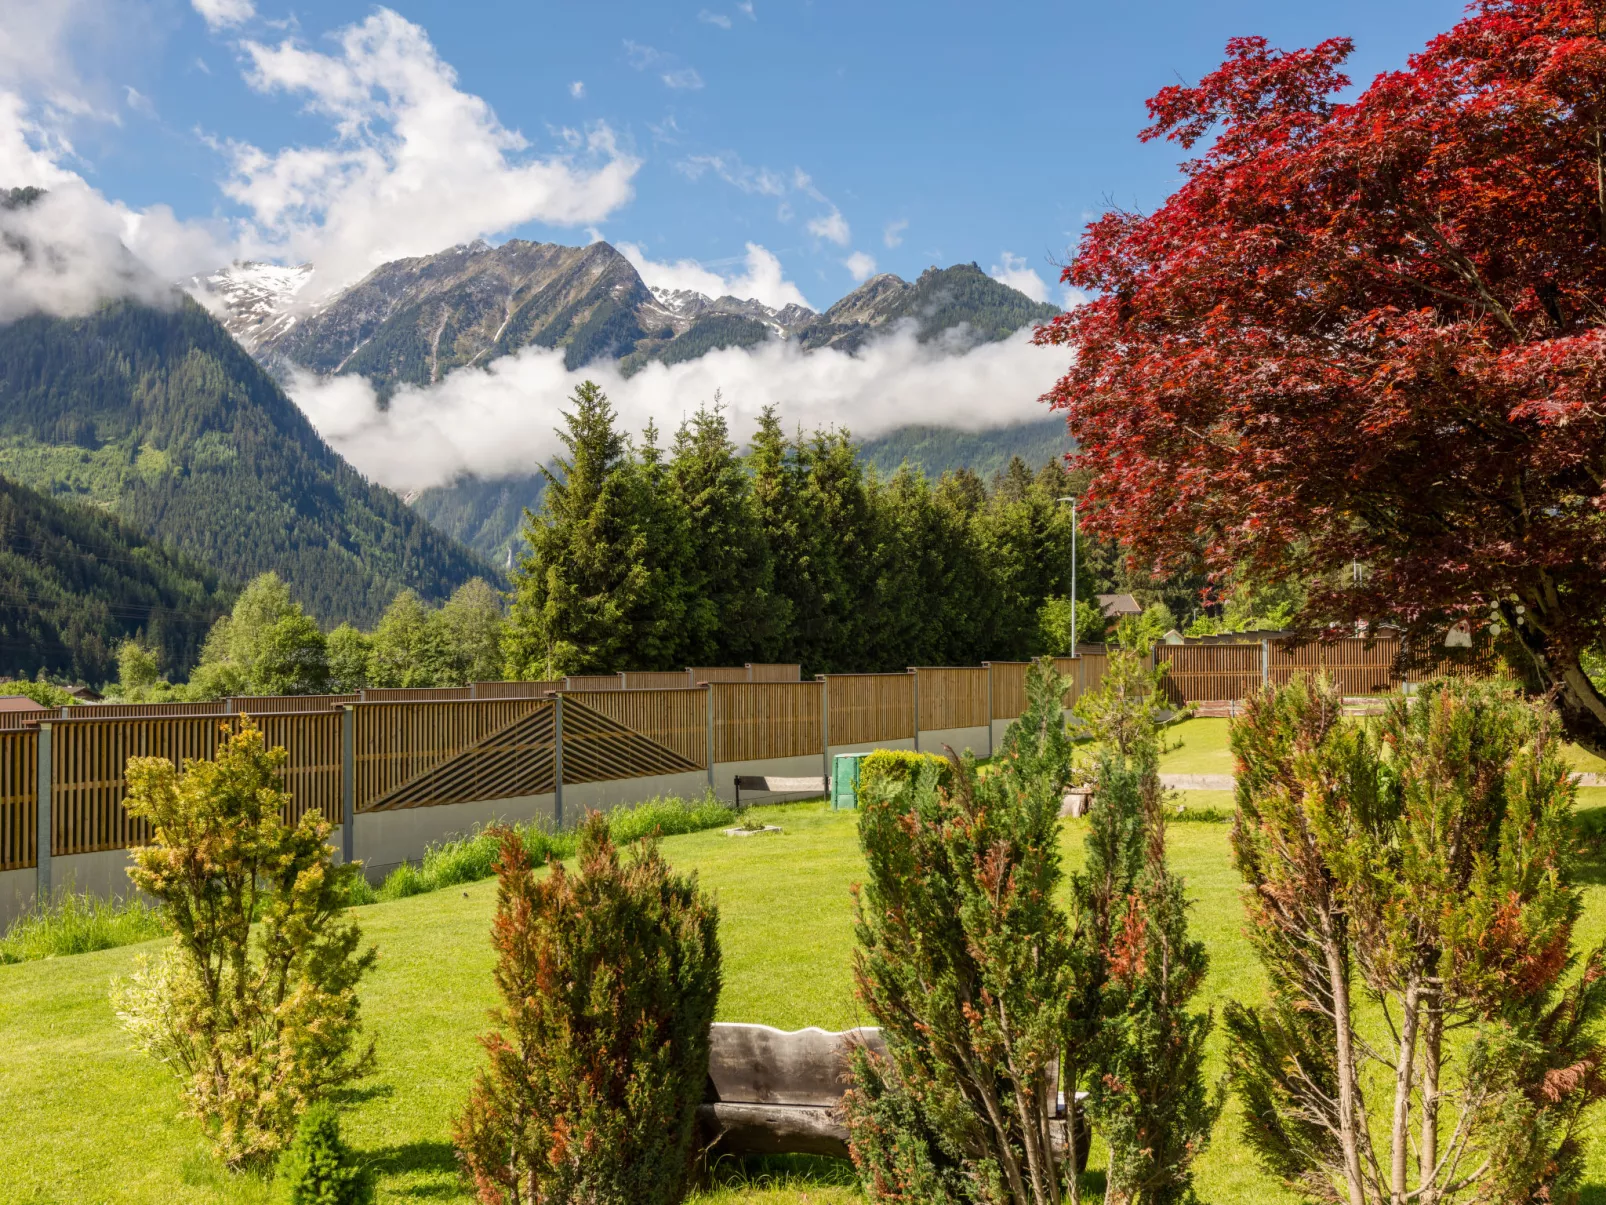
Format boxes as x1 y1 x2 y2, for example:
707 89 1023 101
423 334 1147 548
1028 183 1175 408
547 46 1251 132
0 472 230 683
0 299 492 625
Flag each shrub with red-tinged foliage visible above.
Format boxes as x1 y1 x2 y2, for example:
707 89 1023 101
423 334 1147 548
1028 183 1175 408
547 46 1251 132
452 814 720 1205
1037 1 1606 754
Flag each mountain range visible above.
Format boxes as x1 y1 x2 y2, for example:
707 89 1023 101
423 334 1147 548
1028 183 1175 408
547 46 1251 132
193 238 1059 392
189 238 1066 562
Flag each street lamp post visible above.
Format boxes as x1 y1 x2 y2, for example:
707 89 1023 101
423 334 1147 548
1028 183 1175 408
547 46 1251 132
1057 496 1078 658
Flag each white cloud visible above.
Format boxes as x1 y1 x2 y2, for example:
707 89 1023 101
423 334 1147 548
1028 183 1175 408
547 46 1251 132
699 9 732 28
662 67 704 90
843 251 875 281
737 1 755 17
883 218 907 248
192 0 255 31
222 9 639 296
679 152 786 196
123 85 154 116
618 240 810 310
989 251 1049 303
0 88 231 321
288 324 1062 492
807 209 850 246
569 80 584 98
624 40 661 69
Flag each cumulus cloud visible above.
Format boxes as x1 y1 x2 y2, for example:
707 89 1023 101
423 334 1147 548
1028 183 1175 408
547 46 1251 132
222 9 639 295
288 324 1062 492
618 240 810 310
569 80 584 98
989 251 1049 303
807 209 850 246
192 0 255 31
843 250 875 282
0 88 231 321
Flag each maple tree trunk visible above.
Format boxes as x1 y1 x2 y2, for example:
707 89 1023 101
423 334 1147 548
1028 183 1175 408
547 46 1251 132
1511 623 1606 760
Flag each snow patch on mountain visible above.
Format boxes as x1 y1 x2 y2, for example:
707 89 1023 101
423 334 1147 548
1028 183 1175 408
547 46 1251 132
185 262 316 351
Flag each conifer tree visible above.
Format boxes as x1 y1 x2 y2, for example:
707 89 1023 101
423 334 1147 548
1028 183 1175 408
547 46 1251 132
669 399 784 664
504 382 644 677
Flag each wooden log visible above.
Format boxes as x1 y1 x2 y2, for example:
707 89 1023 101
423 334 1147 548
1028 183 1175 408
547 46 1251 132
707 1022 886 1106
698 1102 850 1159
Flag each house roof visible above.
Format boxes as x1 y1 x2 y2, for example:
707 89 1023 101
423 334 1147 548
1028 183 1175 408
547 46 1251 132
0 695 50 714
1095 593 1143 617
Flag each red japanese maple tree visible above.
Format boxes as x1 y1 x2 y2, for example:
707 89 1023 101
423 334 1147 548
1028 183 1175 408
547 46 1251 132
1037 0 1606 753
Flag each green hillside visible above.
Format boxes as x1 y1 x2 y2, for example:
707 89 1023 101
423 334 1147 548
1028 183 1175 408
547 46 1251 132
0 473 230 683
858 416 1070 481
0 299 493 626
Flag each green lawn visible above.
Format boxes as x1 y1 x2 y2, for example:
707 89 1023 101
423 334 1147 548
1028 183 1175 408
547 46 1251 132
1158 717 1234 777
6 792 1606 1204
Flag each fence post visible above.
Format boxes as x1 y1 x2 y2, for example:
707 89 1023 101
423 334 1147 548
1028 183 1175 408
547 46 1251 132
912 670 921 753
553 696 565 829
985 664 994 758
705 685 716 791
469 682 477 700
35 721 51 902
1261 640 1271 689
341 706 355 866
820 677 830 786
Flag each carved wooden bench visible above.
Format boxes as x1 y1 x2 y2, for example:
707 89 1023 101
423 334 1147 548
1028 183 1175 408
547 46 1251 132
732 775 827 810
699 1022 1089 1169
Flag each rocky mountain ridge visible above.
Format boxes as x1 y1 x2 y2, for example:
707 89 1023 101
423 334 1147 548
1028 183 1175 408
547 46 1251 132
194 238 1060 393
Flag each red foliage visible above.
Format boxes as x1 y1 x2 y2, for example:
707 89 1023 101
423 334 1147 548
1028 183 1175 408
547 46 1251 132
1037 1 1606 747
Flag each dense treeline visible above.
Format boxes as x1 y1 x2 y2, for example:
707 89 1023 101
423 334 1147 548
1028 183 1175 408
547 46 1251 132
0 298 492 626
0 473 229 683
504 383 1150 678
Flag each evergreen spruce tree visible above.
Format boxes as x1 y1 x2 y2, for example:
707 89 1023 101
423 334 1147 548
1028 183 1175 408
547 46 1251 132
504 382 689 677
789 428 871 673
747 405 800 661
669 399 784 665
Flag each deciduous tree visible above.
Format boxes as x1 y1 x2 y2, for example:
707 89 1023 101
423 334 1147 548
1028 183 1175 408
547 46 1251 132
1038 3 1606 753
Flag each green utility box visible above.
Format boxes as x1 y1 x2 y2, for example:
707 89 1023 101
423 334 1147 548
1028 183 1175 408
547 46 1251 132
832 752 870 810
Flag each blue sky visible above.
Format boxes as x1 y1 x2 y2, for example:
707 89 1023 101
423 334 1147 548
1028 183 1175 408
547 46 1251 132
11 0 1469 311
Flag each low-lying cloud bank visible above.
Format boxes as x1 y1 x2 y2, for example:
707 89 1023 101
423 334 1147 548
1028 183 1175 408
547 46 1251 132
289 324 1065 493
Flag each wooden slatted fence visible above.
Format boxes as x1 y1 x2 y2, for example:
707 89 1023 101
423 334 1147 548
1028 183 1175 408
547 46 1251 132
0 730 36 870
1154 644 1264 705
915 667 989 731
823 673 915 746
473 680 561 698
565 674 624 691
748 664 802 682
364 702 557 812
559 688 709 768
1269 639 1397 695
713 683 824 762
70 701 231 718
691 667 754 684
362 687 474 702
987 662 1030 721
558 698 704 785
623 671 694 689
234 694 358 713
353 700 547 812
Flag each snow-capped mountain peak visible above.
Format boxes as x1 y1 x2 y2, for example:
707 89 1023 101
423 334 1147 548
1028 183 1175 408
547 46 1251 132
186 261 316 351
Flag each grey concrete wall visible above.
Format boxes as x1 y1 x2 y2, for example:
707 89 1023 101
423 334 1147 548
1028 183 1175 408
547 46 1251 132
714 754 826 805
51 849 139 902
916 725 992 760
0 866 36 930
827 737 915 761
355 792 556 881
563 770 711 817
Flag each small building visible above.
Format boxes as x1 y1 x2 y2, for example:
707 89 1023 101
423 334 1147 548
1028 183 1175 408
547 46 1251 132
0 695 51 718
1095 593 1143 619
65 684 104 703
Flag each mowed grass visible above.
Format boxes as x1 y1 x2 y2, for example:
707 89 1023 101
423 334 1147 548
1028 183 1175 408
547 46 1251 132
8 785 1606 1204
